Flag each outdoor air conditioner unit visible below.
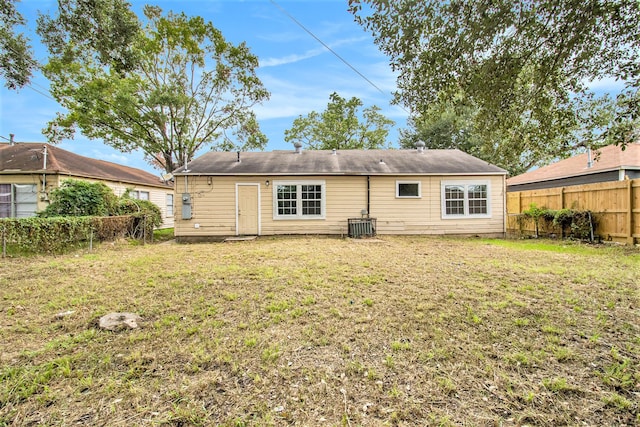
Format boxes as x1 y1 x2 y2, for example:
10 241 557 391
348 217 376 238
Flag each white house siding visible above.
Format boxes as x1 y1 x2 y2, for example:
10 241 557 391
174 174 505 238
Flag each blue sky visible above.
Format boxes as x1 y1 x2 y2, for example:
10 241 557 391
1 0 407 175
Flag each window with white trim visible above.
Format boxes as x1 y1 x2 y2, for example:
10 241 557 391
441 181 490 218
166 193 174 217
396 181 421 198
130 190 150 200
274 180 325 219
0 184 37 218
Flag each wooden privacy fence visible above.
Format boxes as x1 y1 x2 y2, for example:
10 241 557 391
507 178 640 244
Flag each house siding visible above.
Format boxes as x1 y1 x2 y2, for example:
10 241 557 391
174 174 505 238
0 173 174 228
174 175 367 237
370 175 505 235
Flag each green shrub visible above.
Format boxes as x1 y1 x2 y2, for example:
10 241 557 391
552 209 596 240
2 180 165 254
519 204 557 237
118 192 163 240
517 204 596 241
118 195 162 228
38 180 119 217
0 216 141 254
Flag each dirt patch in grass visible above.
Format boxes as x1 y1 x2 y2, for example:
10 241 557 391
1 236 638 426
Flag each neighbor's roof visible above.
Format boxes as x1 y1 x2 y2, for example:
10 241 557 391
0 142 171 188
173 148 506 176
507 143 640 186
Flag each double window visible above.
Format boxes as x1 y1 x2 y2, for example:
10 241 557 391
129 190 150 200
274 180 325 219
0 184 37 218
441 181 490 218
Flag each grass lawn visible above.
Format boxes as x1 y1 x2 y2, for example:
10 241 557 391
0 236 638 426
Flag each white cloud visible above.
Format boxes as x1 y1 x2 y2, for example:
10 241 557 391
260 49 326 67
259 36 369 68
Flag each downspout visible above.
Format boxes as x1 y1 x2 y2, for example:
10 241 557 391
367 175 371 217
41 146 48 200
183 152 189 193
503 175 507 238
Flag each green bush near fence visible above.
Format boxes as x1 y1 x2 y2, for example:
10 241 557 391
516 204 597 241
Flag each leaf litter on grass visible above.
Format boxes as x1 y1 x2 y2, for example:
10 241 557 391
0 236 638 425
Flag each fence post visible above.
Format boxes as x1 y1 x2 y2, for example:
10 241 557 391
2 227 5 258
626 178 634 245
517 191 522 213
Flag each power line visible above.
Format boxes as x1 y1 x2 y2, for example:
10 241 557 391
269 0 389 98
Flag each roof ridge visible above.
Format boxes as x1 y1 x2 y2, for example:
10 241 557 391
45 144 64 171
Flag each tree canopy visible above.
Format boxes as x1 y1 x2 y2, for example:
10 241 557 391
350 0 640 174
0 0 35 89
38 3 270 173
284 92 394 150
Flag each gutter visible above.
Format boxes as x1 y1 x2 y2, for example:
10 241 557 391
172 172 508 177
507 167 638 186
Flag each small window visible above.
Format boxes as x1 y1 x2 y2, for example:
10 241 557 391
166 194 174 217
396 181 421 198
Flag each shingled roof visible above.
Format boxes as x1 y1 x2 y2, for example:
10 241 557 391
0 143 171 188
507 143 640 186
174 148 506 176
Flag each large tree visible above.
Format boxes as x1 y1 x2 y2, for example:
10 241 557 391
0 0 35 89
350 0 640 173
284 92 394 150
400 92 623 175
38 3 269 173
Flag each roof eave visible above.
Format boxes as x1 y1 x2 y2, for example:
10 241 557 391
507 166 637 185
174 171 507 177
0 169 171 188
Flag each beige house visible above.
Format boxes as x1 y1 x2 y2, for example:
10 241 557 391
0 142 174 228
173 146 507 240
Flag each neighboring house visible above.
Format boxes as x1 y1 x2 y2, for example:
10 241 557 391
0 142 174 228
507 142 640 192
172 145 507 240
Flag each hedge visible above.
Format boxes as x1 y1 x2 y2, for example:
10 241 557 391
1 214 152 255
